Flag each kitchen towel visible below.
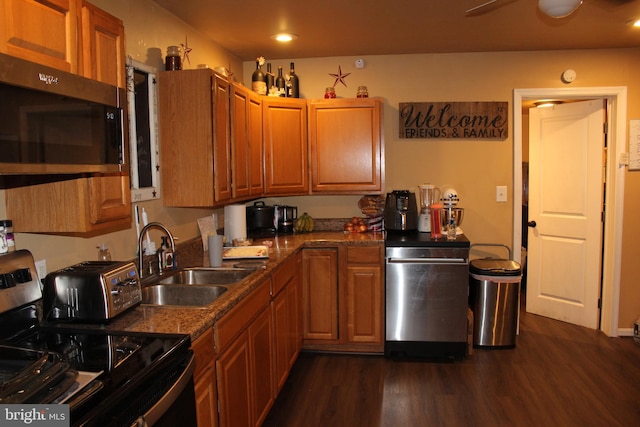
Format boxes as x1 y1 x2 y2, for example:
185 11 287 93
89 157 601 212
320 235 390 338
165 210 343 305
224 204 247 243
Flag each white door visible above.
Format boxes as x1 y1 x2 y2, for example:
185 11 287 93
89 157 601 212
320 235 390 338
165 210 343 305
527 100 605 329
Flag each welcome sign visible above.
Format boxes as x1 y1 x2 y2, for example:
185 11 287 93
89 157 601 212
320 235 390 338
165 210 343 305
399 101 508 140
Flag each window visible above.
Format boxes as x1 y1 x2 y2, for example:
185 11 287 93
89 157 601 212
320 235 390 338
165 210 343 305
126 58 160 201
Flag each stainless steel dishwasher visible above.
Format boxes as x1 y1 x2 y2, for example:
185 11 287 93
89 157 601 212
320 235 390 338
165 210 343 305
385 232 470 359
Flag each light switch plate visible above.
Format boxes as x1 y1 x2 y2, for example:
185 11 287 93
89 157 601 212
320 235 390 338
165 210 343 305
496 186 508 203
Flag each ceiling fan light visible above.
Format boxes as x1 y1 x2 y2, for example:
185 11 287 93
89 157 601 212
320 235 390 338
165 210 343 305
538 0 583 18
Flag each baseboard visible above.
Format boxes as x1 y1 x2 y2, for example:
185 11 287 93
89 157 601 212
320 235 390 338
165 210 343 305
616 327 634 337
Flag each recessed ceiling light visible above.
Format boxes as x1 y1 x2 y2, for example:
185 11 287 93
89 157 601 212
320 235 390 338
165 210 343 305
632 19 640 27
271 33 298 42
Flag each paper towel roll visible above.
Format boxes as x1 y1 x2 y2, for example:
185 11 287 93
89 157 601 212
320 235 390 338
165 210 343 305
224 204 247 242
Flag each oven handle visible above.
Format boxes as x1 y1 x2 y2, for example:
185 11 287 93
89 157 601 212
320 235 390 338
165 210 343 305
131 353 196 427
386 257 468 265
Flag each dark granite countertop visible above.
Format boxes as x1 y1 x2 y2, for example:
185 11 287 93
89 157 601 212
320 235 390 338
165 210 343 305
102 231 384 341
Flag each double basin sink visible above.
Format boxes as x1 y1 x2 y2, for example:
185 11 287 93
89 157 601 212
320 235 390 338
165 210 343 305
140 268 257 308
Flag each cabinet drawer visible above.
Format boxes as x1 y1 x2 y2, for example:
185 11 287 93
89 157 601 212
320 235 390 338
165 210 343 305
214 279 271 353
346 245 382 264
271 254 298 296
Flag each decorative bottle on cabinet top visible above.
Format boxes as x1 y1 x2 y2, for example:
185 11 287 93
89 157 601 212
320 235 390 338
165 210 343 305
252 61 267 95
165 46 181 71
287 62 299 98
266 63 274 94
276 66 286 97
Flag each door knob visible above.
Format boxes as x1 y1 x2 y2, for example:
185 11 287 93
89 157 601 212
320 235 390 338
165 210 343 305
527 221 537 228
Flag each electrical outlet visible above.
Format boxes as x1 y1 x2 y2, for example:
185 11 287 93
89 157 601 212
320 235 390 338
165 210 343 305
35 259 47 282
496 186 508 203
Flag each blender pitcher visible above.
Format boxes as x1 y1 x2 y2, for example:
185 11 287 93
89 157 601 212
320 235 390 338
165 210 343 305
418 184 440 232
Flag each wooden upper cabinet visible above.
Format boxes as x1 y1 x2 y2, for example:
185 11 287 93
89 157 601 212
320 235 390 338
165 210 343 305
159 69 231 207
0 0 80 73
230 82 251 199
213 73 232 202
5 173 131 235
248 92 264 197
308 98 384 194
263 97 308 195
0 1 125 88
80 1 125 88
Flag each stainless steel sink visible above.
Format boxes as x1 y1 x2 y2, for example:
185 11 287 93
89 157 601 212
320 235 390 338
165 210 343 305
141 284 228 307
156 268 255 285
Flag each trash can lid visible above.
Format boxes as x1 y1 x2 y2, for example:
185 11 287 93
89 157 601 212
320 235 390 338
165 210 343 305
470 258 521 276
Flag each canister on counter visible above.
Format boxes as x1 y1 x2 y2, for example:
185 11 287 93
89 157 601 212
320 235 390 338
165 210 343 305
0 220 14 252
0 222 7 254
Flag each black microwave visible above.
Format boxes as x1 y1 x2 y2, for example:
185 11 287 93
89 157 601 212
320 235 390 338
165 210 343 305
0 53 125 175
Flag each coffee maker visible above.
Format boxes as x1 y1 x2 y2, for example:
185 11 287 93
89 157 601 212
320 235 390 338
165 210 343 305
275 205 298 234
383 190 418 231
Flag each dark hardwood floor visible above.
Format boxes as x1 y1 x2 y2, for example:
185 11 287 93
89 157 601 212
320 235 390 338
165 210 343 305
264 308 640 427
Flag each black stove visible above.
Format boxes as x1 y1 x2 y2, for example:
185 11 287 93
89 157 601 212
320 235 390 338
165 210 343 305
0 250 196 427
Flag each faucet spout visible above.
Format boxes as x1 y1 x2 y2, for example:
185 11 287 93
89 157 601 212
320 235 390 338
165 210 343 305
138 222 176 279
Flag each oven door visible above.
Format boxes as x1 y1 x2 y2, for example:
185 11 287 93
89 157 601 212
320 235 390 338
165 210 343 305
70 339 196 427
131 353 196 427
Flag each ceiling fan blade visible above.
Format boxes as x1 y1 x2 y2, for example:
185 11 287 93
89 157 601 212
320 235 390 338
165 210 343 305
465 0 499 14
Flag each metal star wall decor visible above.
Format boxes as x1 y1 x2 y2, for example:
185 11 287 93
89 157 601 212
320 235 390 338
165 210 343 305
329 65 351 88
181 36 192 65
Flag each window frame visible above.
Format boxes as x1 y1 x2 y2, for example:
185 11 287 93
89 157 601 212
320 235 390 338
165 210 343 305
126 57 161 202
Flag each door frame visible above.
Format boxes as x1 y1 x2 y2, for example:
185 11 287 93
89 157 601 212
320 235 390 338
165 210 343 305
513 87 627 337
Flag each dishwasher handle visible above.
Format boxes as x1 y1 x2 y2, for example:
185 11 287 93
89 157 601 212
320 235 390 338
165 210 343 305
386 257 468 265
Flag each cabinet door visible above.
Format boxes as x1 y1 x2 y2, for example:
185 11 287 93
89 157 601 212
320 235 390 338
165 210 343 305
88 173 130 224
302 248 338 342
213 73 232 202
308 98 384 194
0 0 79 73
263 97 308 195
159 69 216 206
346 264 383 344
248 92 264 196
192 329 217 427
248 306 274 427
272 252 302 391
195 364 218 427
217 330 252 427
272 290 289 391
344 245 384 350
80 1 125 88
230 83 250 199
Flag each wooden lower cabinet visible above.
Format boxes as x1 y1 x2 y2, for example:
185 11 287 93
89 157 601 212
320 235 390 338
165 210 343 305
216 329 252 427
344 246 384 347
191 329 218 427
214 278 276 427
301 248 339 343
302 244 384 353
249 306 275 426
272 252 302 392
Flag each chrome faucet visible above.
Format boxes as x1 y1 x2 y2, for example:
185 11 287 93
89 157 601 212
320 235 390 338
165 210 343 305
137 222 176 279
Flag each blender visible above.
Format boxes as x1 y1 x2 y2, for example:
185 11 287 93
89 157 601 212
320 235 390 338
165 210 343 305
417 184 440 232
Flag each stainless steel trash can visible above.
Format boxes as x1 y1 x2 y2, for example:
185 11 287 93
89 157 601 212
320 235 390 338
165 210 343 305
469 258 522 348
